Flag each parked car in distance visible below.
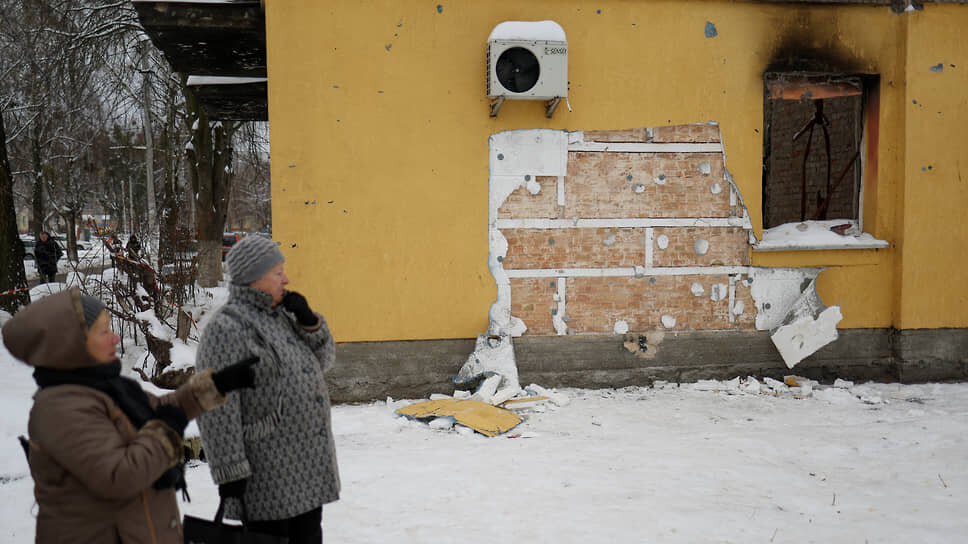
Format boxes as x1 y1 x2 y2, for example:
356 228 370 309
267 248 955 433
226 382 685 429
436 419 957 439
20 236 36 259
54 233 91 250
222 233 240 260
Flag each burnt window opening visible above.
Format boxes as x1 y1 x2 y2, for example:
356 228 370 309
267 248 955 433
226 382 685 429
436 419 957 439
762 72 878 230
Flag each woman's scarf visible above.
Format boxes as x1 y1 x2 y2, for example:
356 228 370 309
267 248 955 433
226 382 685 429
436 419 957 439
33 360 186 493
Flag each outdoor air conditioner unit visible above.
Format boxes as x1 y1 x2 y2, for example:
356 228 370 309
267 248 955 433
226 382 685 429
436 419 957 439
486 21 567 118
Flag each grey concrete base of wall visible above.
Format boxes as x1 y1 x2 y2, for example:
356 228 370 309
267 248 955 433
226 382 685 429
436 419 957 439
325 328 968 403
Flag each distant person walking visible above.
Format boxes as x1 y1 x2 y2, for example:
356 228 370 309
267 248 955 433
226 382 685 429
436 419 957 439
34 232 61 283
126 235 142 260
196 235 339 543
1 287 258 543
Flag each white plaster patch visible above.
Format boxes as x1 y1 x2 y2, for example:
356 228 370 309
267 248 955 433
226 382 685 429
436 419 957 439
771 306 843 368
748 268 822 331
456 334 522 402
603 233 617 247
691 282 705 297
694 238 709 255
614 320 629 334
698 161 712 175
632 183 646 193
661 314 677 329
526 177 542 194
653 174 667 185
489 129 568 177
732 300 745 315
710 182 722 194
710 283 728 302
657 234 669 249
553 278 568 335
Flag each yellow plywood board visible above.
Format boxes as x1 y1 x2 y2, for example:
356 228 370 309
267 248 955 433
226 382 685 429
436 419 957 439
396 399 523 437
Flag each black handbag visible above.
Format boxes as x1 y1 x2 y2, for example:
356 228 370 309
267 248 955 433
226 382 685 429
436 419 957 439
183 498 288 544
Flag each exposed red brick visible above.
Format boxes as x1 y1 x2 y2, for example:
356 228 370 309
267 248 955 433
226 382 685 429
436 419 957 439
652 227 750 267
563 275 741 333
497 176 558 219
565 152 729 218
582 127 651 143
510 277 558 335
651 124 722 143
502 228 645 269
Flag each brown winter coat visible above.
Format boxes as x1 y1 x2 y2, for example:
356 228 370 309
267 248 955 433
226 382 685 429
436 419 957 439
2 288 226 544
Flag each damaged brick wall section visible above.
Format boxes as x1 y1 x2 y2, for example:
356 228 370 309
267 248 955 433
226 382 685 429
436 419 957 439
489 125 757 338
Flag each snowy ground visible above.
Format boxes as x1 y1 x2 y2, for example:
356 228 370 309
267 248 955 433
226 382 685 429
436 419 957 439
22 241 111 282
1 328 965 543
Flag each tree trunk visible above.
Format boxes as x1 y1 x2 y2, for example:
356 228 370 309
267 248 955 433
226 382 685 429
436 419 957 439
0 109 30 314
64 210 78 263
141 41 157 268
184 82 235 287
30 131 44 239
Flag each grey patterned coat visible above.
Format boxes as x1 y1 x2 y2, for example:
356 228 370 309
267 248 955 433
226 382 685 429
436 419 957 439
196 284 340 521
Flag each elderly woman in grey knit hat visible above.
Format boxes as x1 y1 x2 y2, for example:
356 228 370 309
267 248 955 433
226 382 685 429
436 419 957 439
2 287 257 543
195 234 339 543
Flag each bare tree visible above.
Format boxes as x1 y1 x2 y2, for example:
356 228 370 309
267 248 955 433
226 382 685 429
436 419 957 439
0 102 30 313
226 122 270 232
183 80 239 287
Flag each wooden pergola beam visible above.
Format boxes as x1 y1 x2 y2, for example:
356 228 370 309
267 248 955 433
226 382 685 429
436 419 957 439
133 1 268 120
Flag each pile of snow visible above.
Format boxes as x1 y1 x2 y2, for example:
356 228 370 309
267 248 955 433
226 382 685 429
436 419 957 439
756 220 889 251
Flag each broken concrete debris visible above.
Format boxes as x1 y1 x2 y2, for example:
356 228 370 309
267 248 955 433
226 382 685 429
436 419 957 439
453 333 521 402
393 333 568 436
687 375 881 403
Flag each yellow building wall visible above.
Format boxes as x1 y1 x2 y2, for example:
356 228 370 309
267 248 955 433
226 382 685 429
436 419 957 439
264 0 959 342
898 7 968 329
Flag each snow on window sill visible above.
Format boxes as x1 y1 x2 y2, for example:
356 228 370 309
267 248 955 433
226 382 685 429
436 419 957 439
753 220 890 252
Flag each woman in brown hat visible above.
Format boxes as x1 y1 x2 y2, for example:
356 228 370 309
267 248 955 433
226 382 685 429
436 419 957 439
2 287 258 543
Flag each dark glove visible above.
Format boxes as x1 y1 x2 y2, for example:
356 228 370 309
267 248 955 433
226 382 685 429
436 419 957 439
282 291 318 327
218 478 248 499
154 404 188 437
212 356 259 394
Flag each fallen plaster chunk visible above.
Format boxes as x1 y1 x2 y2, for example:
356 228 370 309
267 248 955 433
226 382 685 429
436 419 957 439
762 377 788 394
455 334 522 404
834 378 854 389
743 377 762 394
771 306 843 369
525 383 570 406
428 417 455 430
768 277 843 368
694 377 740 392
470 374 502 402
